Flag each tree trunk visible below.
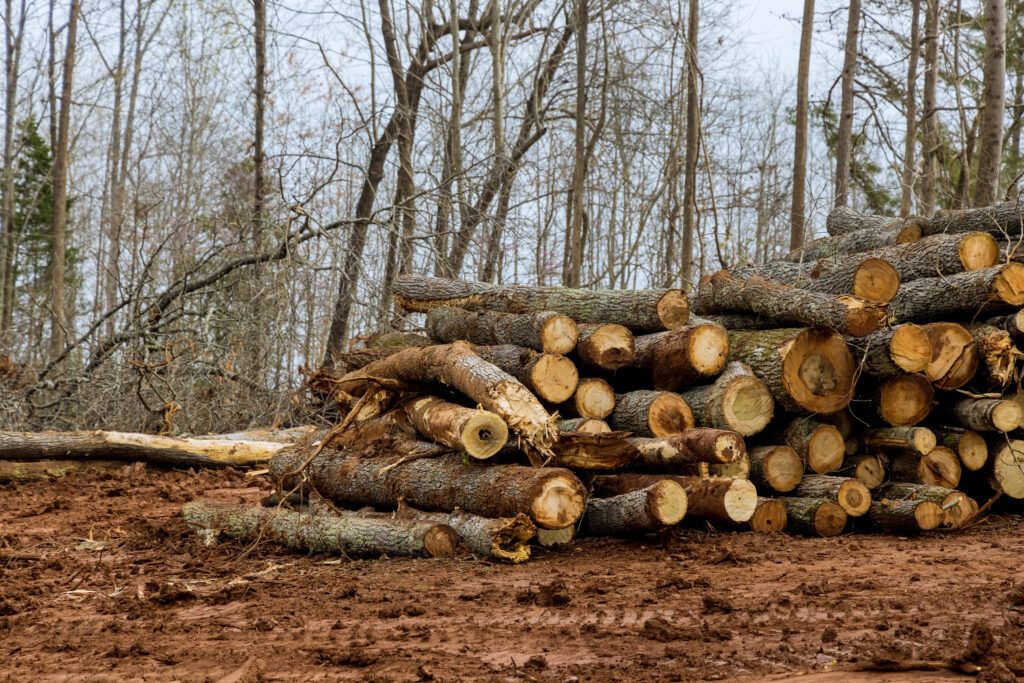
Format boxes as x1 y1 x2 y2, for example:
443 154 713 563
564 0 587 288
974 0 1006 206
844 324 932 379
252 0 266 227
876 373 934 426
982 309 1024 342
393 276 689 332
931 427 987 471
789 0 815 249
425 307 579 354
626 429 746 470
608 390 694 437
590 474 757 524
838 454 887 489
825 205 897 236
876 482 973 529
561 377 615 420
951 397 1022 432
574 323 635 371
725 328 856 414
776 497 847 536
747 445 803 493
733 256 900 304
901 0 921 217
889 264 1024 322
861 426 936 454
0 459 126 484
747 497 788 533
920 323 979 390
920 0 940 215
695 271 885 337
865 499 943 533
402 395 509 460
775 417 845 474
833 0 860 207
783 223 919 263
679 361 774 436
182 500 457 558
680 0 699 286
887 446 961 488
630 322 729 392
579 481 687 536
472 344 579 404
793 474 871 517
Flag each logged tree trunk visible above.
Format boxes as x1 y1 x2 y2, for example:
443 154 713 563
985 439 1024 498
932 428 988 471
182 500 458 558
747 445 803 493
580 481 687 536
549 431 639 470
838 454 888 490
365 332 433 348
333 347 405 373
555 418 610 434
393 275 690 331
889 263 1024 322
969 324 1017 387
402 396 509 459
590 474 757 524
726 328 856 414
631 322 729 392
777 498 847 536
627 429 746 470
916 201 1023 237
983 308 1024 342
783 222 920 263
609 390 694 437
425 306 579 355
695 271 885 337
826 205 900 236
696 313 779 330
679 362 774 436
865 499 943 533
866 231 1000 282
888 446 961 488
733 256 900 304
862 427 936 455
877 374 935 426
561 377 615 419
876 482 974 529
574 323 635 371
793 475 871 517
468 345 579 404
952 398 1022 432
390 505 536 563
192 426 319 444
338 341 556 464
0 431 286 467
776 418 845 474
269 427 586 529
920 323 979 390
747 497 788 532
844 324 932 378
0 459 127 483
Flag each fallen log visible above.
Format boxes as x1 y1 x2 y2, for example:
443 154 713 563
876 374 935 426
776 418 845 474
776 497 848 537
590 474 757 524
845 324 932 379
838 454 888 490
0 430 286 467
920 323 979 390
951 397 1022 432
182 499 458 558
695 271 885 337
861 426 936 455
402 396 508 459
608 390 694 437
579 481 688 536
887 446 961 488
393 275 690 332
574 323 635 371
631 322 729 392
733 256 900 304
333 347 407 373
783 222 919 263
875 482 974 529
696 313 779 330
915 201 1024 237
793 475 871 517
627 429 746 470
746 497 788 532
0 459 128 483
726 328 856 414
888 263 1024 322
562 377 615 420
471 345 579 404
191 426 319 444
746 445 803 493
932 428 988 471
865 499 944 533
679 362 774 436
425 307 579 355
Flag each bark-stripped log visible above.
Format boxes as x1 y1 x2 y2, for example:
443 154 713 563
733 256 900 304
746 497 788 532
776 418 845 474
920 323 979 390
915 201 1024 237
561 377 615 420
985 439 1024 498
951 398 1022 432
631 322 728 392
627 429 746 470
932 428 988 471
861 231 1000 282
425 307 579 355
887 446 961 488
182 500 458 558
679 362 774 436
838 454 888 489
969 324 1018 387
574 323 635 371
579 481 687 536
876 482 974 529
590 474 757 524
695 271 885 337
549 431 639 470
555 418 610 434
844 324 932 378
862 427 936 455
793 475 871 517
393 275 690 332
0 459 127 483
877 374 935 426
0 430 286 467
747 445 803 493
471 345 579 404
776 497 848 536
865 499 943 533
402 396 508 459
608 390 694 437
888 263 1024 322
726 328 856 414
783 222 919 263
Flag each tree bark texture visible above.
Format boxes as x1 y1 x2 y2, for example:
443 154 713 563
776 497 847 536
631 322 729 392
844 324 932 379
579 481 687 536
865 499 943 533
626 429 745 470
608 390 693 437
951 398 1022 432
0 459 127 483
733 255 900 304
793 474 871 517
833 0 860 208
783 222 919 263
789 0 815 250
425 307 578 355
888 264 1024 322
973 0 1006 207
918 201 1023 237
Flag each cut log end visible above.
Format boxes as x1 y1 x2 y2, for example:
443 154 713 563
461 412 510 459
849 454 887 489
749 499 788 532
852 257 900 303
994 262 1024 306
908 447 962 488
958 430 988 471
840 297 885 337
648 393 695 437
913 429 937 455
657 289 690 329
540 315 580 355
722 375 774 436
423 526 460 557
534 526 574 546
890 324 932 374
530 475 588 529
572 378 615 419
990 440 1024 498
806 424 845 474
782 330 856 414
688 324 730 376
814 502 848 537
912 501 945 531
958 232 1000 270
923 323 979 390
579 324 635 370
879 374 934 426
896 224 922 243
992 401 1023 432
722 478 758 523
646 480 688 525
529 354 579 404
557 418 610 434
751 445 803 492
837 479 871 517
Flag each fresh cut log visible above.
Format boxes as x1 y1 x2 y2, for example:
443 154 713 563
562 377 616 419
876 482 974 529
590 474 757 524
888 263 1024 322
747 445 803 493
393 275 690 332
732 256 900 303
471 345 579 404
985 439 1024 498
402 396 508 459
747 498 788 532
876 374 934 426
549 431 639 470
860 231 1000 282
574 323 635 371
932 428 988 471
631 322 729 392
844 324 932 378
627 429 746 470
608 390 694 437
776 417 845 474
793 474 871 517
951 398 1022 432
579 481 688 536
679 362 774 436
915 201 1024 237
887 446 961 488
865 499 944 533
776 497 848 536
838 454 888 489
920 323 979 390
555 418 610 434
425 307 578 355
783 221 919 263
861 426 936 455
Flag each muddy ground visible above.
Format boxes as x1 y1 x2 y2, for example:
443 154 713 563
2 465 1024 682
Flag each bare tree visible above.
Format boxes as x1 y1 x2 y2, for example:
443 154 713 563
0 0 27 339
680 0 699 287
253 0 267 225
789 0 814 249
833 0 861 208
900 0 921 217
920 0 939 215
974 0 1006 206
563 0 587 288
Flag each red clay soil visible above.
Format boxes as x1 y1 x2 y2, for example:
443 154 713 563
2 465 1024 682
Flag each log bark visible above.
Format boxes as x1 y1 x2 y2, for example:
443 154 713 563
579 481 687 536
726 328 856 415
844 324 932 378
826 205 902 236
549 431 639 470
776 418 845 474
0 430 286 467
793 474 871 517
471 344 579 404
920 323 979 390
574 323 634 371
631 322 728 392
887 446 961 488
862 427 936 455
837 454 888 490
865 499 943 533
402 395 508 459
589 474 757 524
876 482 974 529
951 398 1022 432
627 429 746 470
888 263 1024 322
392 506 536 563
182 499 458 558
679 362 774 436
915 201 1024 237
776 497 848 536
969 324 1017 387
746 497 788 532
608 390 694 437
982 308 1024 342
696 313 779 330
985 439 1024 498
747 445 803 493
192 426 318 444
424 306 579 355
732 256 900 304
0 459 127 483
932 428 988 471
333 347 406 373
561 377 615 419
555 418 609 434
695 271 885 337
877 374 934 426
783 222 920 263
862 231 1000 282
393 275 690 331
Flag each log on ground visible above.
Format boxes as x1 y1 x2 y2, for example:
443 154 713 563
679 362 774 436
865 499 944 533
402 395 508 459
776 497 848 537
861 426 936 455
590 474 757 524
0 459 128 483
627 429 746 470
579 481 687 536
875 482 974 529
793 475 871 517
746 497 788 532
425 306 579 355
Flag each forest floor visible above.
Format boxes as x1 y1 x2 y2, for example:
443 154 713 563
2 465 1024 682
